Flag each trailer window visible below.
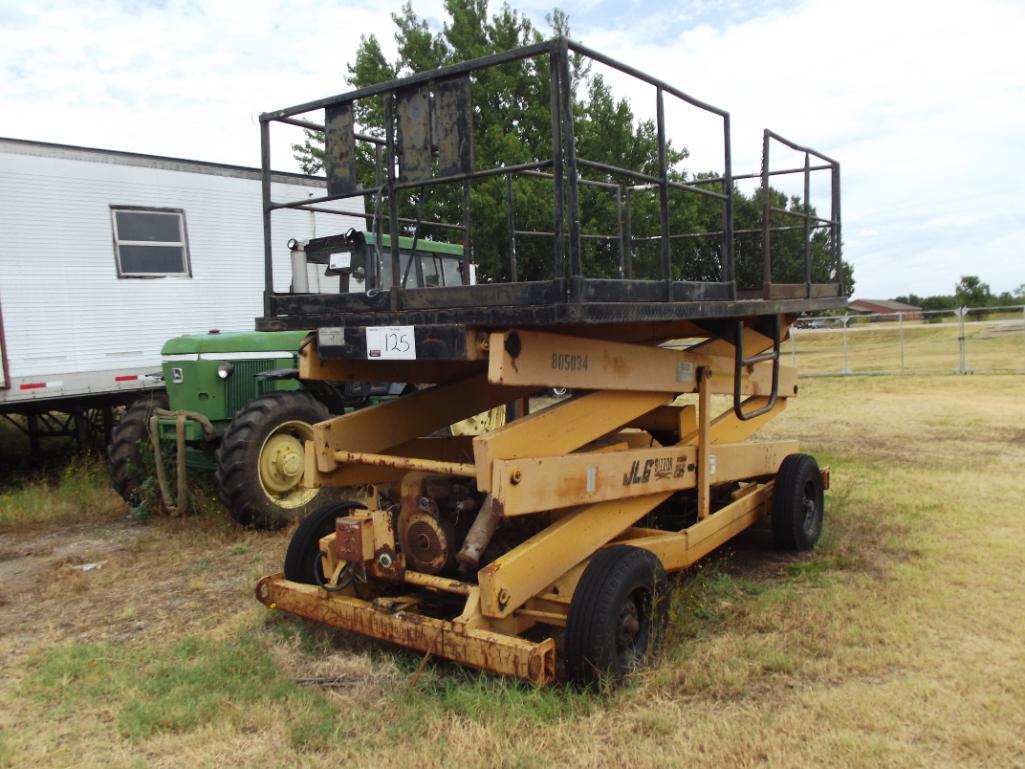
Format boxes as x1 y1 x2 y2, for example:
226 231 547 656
111 207 191 277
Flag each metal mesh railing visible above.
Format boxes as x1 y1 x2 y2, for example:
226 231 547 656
258 37 843 316
789 306 1025 376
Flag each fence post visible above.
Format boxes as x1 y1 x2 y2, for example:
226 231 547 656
842 314 851 375
957 307 968 375
898 312 905 373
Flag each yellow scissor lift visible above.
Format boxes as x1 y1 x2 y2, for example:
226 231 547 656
256 319 828 684
252 38 843 684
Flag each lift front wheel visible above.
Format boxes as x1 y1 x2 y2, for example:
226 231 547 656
564 545 669 686
771 453 825 550
284 500 366 584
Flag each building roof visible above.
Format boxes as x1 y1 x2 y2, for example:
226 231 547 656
849 299 922 312
0 136 325 188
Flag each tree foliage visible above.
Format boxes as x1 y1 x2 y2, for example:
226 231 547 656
292 0 853 292
894 275 1023 310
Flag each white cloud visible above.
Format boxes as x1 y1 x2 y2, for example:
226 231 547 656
1 0 1022 297
574 0 1025 296
0 0 444 169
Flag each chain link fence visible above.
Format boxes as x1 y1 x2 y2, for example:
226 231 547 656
789 305 1025 376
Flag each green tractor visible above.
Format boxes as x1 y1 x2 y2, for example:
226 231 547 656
107 231 467 529
106 329 382 529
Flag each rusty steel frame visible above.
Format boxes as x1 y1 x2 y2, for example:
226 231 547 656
256 575 557 684
256 316 829 683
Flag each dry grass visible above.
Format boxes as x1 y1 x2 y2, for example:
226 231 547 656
1 374 1024 768
792 316 1025 374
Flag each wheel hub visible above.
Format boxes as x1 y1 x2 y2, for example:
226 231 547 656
260 433 305 493
801 480 818 531
616 598 641 652
257 420 319 509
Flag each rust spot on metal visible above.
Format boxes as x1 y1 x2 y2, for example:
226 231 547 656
370 545 401 580
396 84 431 181
259 574 556 683
334 517 367 562
324 103 357 196
335 450 477 478
434 76 473 177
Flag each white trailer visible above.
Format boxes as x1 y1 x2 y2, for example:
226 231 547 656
0 137 363 450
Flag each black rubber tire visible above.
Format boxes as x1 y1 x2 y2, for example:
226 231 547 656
564 545 669 686
771 453 825 550
215 390 330 530
106 393 169 506
284 500 366 584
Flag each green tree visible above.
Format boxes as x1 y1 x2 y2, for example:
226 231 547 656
292 0 853 292
954 275 992 307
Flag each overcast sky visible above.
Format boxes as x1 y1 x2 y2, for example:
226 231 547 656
1 0 1022 299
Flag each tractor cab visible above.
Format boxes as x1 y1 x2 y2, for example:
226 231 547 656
288 229 470 295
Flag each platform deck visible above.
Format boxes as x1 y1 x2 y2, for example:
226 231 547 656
257 286 845 336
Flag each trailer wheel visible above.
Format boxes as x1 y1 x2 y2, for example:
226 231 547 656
771 453 824 550
284 500 366 584
216 391 331 530
564 545 669 686
107 393 169 506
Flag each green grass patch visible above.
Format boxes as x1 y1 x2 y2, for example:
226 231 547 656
22 634 338 749
0 452 125 529
399 668 594 730
0 730 12 769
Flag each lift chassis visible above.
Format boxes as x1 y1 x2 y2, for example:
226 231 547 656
256 316 829 684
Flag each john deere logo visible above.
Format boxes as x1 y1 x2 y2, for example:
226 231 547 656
171 367 184 384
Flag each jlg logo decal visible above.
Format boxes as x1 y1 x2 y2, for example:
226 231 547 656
623 456 690 485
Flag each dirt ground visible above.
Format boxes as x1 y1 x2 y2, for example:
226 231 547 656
0 374 1023 769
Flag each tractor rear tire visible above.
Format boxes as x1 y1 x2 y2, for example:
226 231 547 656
216 390 332 530
284 500 366 584
107 393 169 507
771 453 824 550
564 545 669 686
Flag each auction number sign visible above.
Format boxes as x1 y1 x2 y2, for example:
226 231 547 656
366 326 416 360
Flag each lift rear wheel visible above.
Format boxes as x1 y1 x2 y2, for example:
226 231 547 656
284 500 366 584
771 453 824 550
216 390 331 530
564 545 669 686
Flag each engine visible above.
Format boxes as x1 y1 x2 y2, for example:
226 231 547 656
391 472 540 579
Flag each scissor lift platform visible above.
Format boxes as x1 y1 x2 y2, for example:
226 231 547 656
254 38 841 684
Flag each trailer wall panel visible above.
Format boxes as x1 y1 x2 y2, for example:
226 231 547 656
0 140 363 405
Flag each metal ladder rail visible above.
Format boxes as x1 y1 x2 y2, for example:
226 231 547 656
733 315 781 421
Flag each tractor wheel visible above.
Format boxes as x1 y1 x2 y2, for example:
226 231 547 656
284 500 366 584
771 453 824 550
216 391 331 530
107 392 169 507
564 545 669 686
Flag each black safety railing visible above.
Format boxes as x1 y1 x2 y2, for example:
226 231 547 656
258 37 843 319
